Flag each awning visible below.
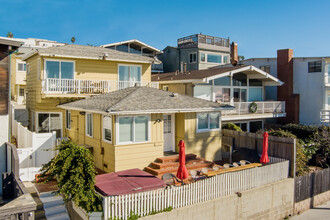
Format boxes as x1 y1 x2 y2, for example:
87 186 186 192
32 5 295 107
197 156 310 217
95 168 166 196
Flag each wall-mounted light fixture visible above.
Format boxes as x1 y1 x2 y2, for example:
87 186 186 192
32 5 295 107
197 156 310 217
156 119 162 123
79 111 85 115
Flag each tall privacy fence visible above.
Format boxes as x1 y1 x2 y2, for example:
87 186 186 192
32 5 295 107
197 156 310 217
11 119 57 181
103 157 289 220
222 129 296 177
295 167 330 203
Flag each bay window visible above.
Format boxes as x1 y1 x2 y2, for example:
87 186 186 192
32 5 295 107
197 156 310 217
118 115 149 144
103 116 112 143
197 112 220 132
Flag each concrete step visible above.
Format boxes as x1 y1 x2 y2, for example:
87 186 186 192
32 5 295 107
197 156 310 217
39 191 56 198
40 196 64 208
150 158 209 169
144 160 213 177
156 154 196 163
45 211 70 220
44 204 67 217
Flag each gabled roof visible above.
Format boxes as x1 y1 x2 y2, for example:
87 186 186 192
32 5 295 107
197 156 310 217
22 44 155 63
58 87 233 115
151 65 283 86
101 39 162 54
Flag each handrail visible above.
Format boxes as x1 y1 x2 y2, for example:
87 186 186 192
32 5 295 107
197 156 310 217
222 101 286 115
42 78 159 94
177 34 230 47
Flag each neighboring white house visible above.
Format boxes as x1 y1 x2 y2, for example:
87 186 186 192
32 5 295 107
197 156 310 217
242 49 330 125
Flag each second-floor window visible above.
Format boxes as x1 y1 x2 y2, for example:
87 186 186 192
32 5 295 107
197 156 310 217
207 54 222 63
17 62 26 72
308 61 322 73
118 65 141 82
45 60 74 79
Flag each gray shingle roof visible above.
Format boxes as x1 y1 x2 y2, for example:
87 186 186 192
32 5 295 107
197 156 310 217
58 87 233 114
22 44 155 63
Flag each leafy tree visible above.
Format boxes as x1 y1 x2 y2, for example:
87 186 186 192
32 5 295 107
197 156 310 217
40 140 102 212
7 32 13 38
71 37 76 44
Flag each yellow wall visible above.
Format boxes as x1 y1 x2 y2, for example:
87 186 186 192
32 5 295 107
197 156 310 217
65 110 222 173
65 111 164 173
160 83 193 96
25 54 152 132
175 112 222 161
10 53 26 101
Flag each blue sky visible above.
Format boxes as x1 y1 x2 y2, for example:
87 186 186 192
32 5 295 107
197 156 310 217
1 0 329 58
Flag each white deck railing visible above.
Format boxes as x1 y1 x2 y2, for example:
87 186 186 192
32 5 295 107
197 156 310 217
103 158 289 220
222 101 285 116
320 109 330 124
42 78 159 94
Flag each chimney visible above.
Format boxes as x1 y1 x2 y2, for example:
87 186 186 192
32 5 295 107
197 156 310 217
180 62 183 73
277 49 299 124
184 63 187 73
230 42 238 66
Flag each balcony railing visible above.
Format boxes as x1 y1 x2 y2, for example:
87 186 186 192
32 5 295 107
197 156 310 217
42 78 159 94
222 101 286 116
320 109 330 124
177 34 230 48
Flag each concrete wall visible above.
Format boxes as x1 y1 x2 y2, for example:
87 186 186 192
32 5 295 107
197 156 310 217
141 178 294 220
294 190 330 215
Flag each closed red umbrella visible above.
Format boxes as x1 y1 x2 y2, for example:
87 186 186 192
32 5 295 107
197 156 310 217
176 140 189 180
260 132 269 164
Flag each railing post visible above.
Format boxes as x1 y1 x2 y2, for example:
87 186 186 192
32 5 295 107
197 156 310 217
262 102 265 114
78 80 81 94
45 79 48 93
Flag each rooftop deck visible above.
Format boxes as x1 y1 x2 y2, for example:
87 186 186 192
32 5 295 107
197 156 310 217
177 34 230 49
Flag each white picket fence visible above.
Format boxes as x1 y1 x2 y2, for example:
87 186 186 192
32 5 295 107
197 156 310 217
12 120 57 181
103 158 289 220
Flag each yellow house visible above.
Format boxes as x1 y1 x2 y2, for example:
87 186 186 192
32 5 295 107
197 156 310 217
57 87 233 173
152 65 286 132
10 49 28 104
22 44 159 137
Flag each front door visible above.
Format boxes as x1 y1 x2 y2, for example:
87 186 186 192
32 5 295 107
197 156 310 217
163 114 175 152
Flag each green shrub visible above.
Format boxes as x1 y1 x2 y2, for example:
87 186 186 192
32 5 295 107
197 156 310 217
40 140 102 212
281 124 318 141
267 129 310 176
222 123 242 131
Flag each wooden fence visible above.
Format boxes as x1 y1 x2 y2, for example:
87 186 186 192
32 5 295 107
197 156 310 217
222 129 296 177
103 158 289 220
295 167 330 203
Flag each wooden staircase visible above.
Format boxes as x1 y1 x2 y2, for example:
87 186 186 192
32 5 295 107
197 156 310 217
144 154 214 179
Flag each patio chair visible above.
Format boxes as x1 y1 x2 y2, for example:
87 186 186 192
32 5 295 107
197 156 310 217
223 163 234 169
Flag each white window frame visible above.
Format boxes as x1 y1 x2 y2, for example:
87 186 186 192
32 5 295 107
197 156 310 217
103 115 112 144
189 53 197 63
17 61 26 72
117 64 142 82
196 112 221 133
116 115 151 145
36 112 63 136
44 59 75 80
86 113 93 137
65 110 71 130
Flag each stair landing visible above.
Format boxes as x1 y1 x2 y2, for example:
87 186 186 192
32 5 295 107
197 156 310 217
144 154 214 179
